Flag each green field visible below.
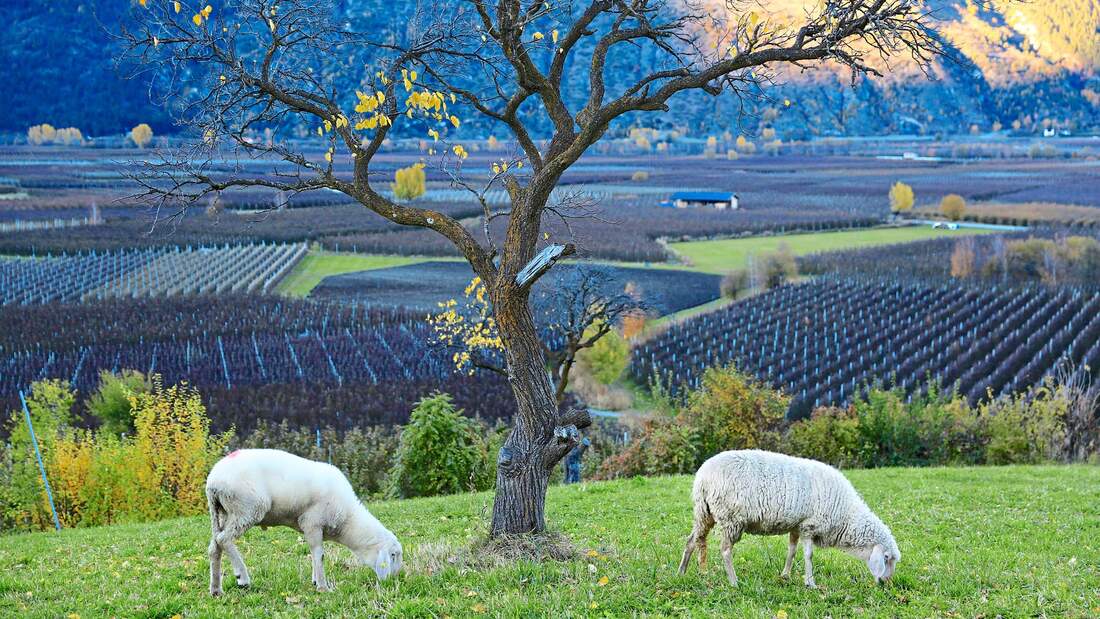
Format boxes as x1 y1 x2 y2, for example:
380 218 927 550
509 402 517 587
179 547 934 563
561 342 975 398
275 252 437 297
670 226 998 274
3 466 1098 618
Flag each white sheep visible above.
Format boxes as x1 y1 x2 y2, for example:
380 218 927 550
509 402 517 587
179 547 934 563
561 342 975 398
678 449 900 588
205 448 402 596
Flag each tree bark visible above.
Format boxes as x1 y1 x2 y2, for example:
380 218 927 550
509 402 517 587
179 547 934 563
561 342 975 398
489 287 590 535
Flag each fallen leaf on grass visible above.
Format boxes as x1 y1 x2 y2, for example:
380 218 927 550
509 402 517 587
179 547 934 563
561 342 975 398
471 603 486 613
597 576 609 586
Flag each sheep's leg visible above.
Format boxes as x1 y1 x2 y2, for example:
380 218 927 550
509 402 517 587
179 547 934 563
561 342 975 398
303 528 329 592
214 517 257 591
719 526 742 587
223 540 251 587
679 515 714 574
781 531 799 579
208 538 224 597
802 538 816 589
678 532 696 575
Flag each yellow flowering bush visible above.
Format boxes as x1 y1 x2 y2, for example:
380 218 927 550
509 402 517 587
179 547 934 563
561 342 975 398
40 378 231 529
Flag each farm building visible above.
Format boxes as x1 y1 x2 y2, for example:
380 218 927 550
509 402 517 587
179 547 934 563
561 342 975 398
660 191 739 210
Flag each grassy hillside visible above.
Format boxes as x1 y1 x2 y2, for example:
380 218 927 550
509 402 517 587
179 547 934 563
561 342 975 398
670 227 998 274
276 253 437 297
2 466 1098 618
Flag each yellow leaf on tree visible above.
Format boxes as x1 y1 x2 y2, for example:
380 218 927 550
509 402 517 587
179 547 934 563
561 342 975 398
551 29 559 44
174 1 181 13
192 13 203 26
532 31 544 41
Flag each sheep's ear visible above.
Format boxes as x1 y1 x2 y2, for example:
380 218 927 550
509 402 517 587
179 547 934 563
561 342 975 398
868 545 886 580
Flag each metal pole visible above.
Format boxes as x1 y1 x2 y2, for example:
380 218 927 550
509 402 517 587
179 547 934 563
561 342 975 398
19 391 61 532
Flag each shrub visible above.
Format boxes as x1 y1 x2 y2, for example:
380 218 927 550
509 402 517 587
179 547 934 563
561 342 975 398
235 421 399 498
388 393 490 498
595 416 696 479
44 379 230 528
782 407 861 468
579 322 629 385
125 380 231 518
130 123 154 148
597 365 786 478
392 163 426 200
55 128 84 146
983 382 1068 465
889 181 914 213
86 369 152 436
621 311 647 340
681 364 787 461
754 242 798 289
27 123 56 145
950 237 976 278
940 194 966 221
720 268 749 299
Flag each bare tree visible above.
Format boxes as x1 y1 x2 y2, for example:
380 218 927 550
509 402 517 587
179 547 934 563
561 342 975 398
122 0 956 535
535 265 647 407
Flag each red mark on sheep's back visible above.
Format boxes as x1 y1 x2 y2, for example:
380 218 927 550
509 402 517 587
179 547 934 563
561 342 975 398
226 450 241 459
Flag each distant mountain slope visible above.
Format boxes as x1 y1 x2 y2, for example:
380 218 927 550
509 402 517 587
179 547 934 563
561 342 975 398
0 0 1096 137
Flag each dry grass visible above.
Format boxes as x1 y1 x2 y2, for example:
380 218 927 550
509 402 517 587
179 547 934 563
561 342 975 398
916 201 1100 224
413 531 578 576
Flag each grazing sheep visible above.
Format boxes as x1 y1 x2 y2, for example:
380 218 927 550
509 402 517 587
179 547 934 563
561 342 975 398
205 449 402 596
678 449 899 588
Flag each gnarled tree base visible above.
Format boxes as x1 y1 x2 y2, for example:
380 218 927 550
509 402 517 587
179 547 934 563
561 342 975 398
489 408 591 536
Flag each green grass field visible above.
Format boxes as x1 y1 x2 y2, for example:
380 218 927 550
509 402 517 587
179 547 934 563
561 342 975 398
275 252 437 297
3 466 1098 618
669 227 998 274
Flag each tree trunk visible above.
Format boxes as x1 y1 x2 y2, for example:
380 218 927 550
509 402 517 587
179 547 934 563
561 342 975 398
489 289 589 535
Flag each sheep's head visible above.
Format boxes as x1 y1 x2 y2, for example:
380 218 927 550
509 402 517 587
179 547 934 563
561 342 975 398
366 535 403 581
855 542 899 584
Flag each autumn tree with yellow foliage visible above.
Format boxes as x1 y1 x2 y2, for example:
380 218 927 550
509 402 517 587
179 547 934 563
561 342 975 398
889 181 915 213
124 0 961 536
130 123 154 148
392 162 426 200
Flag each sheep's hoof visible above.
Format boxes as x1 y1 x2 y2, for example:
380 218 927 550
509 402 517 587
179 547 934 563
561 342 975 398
804 581 817 589
210 588 223 597
780 572 791 581
316 585 332 593
236 578 251 588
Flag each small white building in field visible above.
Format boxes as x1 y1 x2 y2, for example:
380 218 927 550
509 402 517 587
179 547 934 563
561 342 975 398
660 191 740 210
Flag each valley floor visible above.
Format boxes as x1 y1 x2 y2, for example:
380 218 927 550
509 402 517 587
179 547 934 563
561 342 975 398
2 465 1098 617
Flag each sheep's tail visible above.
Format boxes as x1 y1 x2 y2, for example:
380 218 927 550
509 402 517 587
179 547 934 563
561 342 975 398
207 486 224 536
679 478 715 573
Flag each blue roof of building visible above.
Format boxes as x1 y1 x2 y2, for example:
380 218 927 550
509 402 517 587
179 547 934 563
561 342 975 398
669 191 736 202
